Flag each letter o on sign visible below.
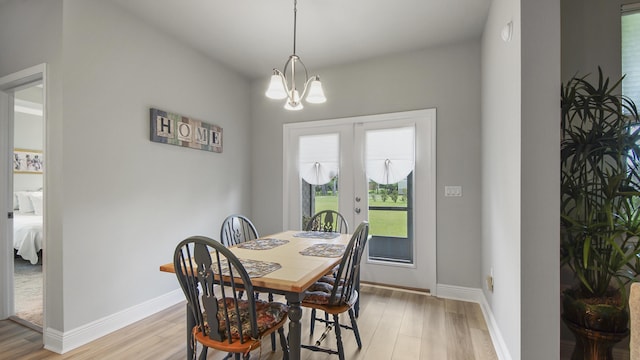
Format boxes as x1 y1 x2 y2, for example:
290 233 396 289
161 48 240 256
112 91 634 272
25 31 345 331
177 123 191 138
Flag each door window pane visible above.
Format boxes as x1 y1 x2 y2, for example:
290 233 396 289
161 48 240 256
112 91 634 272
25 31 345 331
368 173 413 264
301 176 339 229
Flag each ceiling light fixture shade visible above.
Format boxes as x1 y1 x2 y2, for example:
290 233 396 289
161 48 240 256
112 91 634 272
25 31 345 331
305 76 327 104
265 0 325 110
265 72 288 99
284 90 304 110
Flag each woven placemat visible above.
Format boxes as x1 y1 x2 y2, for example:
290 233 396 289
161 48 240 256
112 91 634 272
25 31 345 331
293 231 341 239
237 238 289 250
299 243 346 258
214 258 282 278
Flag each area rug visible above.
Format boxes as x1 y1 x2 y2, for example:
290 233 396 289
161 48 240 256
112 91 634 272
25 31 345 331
14 257 43 328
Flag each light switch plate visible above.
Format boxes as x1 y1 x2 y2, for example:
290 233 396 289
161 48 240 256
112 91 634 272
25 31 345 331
444 186 462 197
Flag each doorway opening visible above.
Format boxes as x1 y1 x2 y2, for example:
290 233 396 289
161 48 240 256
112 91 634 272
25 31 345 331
0 65 46 334
11 82 44 331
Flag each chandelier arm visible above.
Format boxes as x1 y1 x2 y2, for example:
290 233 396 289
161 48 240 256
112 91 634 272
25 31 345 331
291 57 310 99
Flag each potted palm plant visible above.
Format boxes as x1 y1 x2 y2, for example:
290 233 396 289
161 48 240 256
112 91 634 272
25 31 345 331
561 67 640 359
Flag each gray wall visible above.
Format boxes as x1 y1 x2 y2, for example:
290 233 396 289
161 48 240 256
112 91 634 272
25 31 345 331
1 0 253 334
250 39 483 289
482 0 561 358
481 0 522 357
59 0 251 330
520 0 561 359
561 0 638 82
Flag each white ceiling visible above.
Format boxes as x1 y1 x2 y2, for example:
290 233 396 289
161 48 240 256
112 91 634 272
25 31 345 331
109 0 491 79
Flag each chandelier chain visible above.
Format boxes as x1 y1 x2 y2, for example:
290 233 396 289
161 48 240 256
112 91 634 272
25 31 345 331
293 0 298 55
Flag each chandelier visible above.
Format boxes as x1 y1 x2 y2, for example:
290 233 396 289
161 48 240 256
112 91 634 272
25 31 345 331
265 0 326 110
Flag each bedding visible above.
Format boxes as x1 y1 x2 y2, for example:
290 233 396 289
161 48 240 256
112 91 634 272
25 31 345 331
14 212 43 264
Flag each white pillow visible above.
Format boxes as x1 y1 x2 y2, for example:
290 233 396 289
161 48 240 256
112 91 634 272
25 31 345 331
13 192 19 210
29 192 43 215
16 191 34 213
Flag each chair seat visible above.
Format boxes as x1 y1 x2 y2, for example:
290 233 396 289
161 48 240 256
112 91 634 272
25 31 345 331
203 298 288 342
302 276 357 313
195 318 288 354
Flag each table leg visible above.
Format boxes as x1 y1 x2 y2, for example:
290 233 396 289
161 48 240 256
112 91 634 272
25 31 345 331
285 293 303 360
186 303 195 358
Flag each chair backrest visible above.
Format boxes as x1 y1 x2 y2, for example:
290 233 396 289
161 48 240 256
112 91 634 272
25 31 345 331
305 210 349 234
220 214 259 247
173 235 259 343
328 221 369 306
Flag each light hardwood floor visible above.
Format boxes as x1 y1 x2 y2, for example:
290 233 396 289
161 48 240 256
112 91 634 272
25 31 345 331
0 285 498 360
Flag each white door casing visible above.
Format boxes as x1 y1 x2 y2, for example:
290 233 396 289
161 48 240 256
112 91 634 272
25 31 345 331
283 109 436 293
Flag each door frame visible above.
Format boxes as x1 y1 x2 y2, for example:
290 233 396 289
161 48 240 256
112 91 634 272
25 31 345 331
0 64 47 323
282 109 437 293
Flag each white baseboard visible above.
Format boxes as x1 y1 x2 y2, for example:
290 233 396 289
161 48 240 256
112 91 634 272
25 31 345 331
43 289 184 354
436 284 512 360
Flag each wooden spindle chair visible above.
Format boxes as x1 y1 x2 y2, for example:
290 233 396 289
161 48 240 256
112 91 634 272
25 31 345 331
173 236 289 360
220 214 276 351
301 221 369 360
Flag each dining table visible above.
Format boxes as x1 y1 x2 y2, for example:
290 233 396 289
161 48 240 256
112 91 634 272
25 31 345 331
159 230 352 360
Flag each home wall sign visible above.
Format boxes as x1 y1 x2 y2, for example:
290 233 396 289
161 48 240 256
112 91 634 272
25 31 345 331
150 108 222 153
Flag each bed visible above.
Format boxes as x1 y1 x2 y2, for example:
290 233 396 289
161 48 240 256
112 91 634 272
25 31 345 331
13 191 43 265
14 213 43 265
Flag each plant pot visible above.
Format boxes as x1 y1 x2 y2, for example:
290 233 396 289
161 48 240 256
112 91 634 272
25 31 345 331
562 288 629 360
562 288 629 332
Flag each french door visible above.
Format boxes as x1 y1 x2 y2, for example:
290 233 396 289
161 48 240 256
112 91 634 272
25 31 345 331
283 109 436 292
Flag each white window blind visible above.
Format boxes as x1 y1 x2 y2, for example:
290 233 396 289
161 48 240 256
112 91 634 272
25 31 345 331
622 4 640 106
365 126 415 185
298 134 339 185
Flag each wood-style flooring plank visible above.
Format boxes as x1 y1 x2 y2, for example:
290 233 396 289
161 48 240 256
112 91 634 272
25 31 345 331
420 296 448 359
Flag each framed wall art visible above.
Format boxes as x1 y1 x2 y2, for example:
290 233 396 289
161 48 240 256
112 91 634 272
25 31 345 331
150 108 223 153
14 148 43 174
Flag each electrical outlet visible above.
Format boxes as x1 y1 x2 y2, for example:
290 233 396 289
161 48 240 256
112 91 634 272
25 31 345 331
486 275 494 292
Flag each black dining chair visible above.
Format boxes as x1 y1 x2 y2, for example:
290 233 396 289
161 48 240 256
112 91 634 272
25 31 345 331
304 210 349 234
173 235 289 360
301 221 369 360
220 214 260 247
220 214 277 351
304 210 361 322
